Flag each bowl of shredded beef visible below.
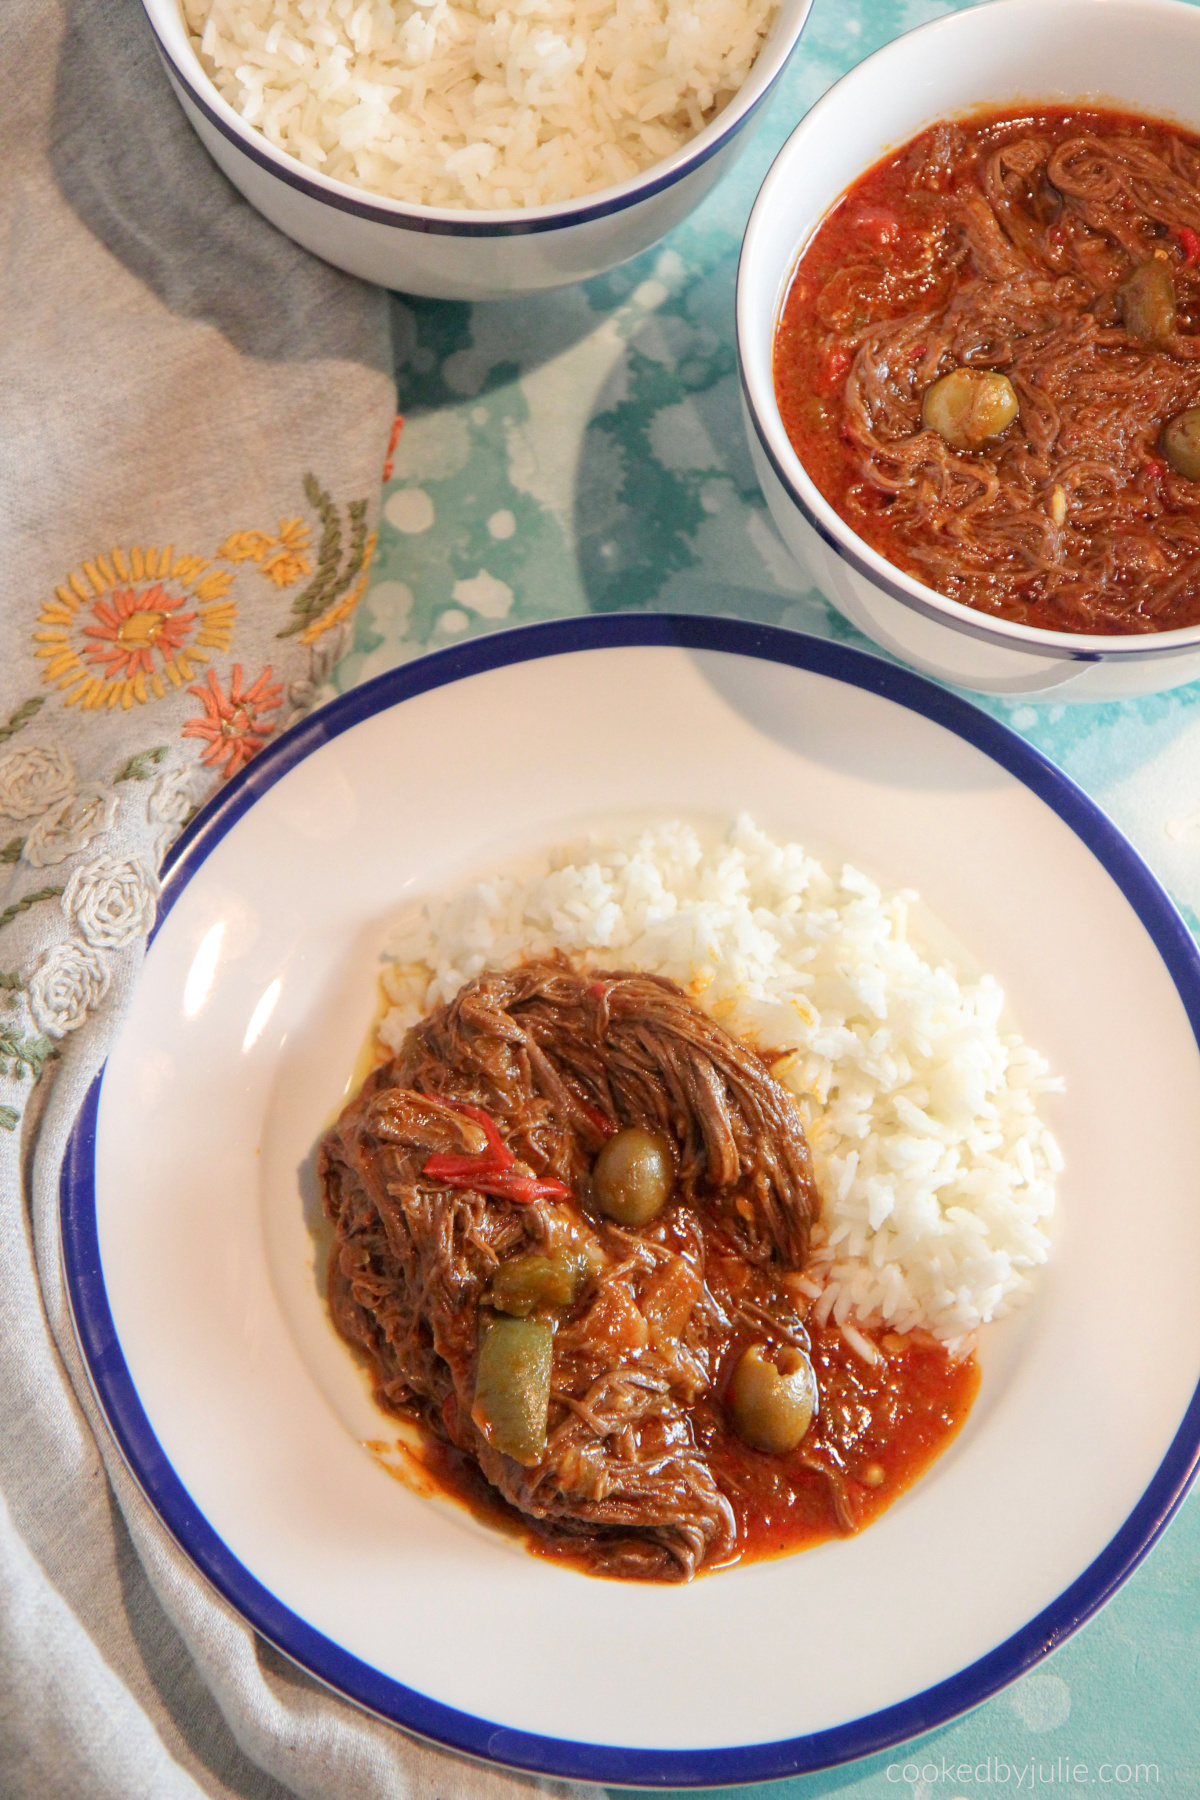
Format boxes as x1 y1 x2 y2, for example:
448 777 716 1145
737 0 1200 701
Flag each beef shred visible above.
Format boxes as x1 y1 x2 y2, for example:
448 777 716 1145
319 958 821 1580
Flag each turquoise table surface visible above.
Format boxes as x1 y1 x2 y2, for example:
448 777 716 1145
333 0 1200 1790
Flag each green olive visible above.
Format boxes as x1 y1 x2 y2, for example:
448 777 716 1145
489 1251 586 1318
471 1314 552 1466
1163 406 1200 480
591 1127 673 1226
1120 259 1176 345
921 369 1019 450
727 1344 817 1453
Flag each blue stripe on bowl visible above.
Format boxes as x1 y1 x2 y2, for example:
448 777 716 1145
145 9 810 240
61 613 1200 1786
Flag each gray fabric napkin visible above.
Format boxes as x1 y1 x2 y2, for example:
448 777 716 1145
0 4 602 1797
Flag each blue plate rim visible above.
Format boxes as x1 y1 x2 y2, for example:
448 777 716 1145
60 612 1200 1787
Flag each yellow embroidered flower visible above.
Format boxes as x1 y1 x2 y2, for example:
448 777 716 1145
261 548 313 588
35 545 238 711
217 530 277 564
217 518 311 578
36 487 345 716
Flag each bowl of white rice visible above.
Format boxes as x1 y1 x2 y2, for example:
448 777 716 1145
138 0 813 298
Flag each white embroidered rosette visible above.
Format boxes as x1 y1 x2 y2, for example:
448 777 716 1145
148 765 197 830
146 763 200 858
22 787 117 868
62 854 160 950
0 745 75 822
29 940 111 1039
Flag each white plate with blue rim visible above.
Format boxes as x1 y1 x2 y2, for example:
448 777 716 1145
61 615 1200 1786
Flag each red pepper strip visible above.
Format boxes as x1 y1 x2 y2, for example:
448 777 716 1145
587 981 607 1000
423 1151 508 1180
420 1097 571 1200
435 1096 512 1163
1179 227 1200 268
577 1097 615 1138
424 1160 571 1204
1144 457 1166 481
485 1171 573 1204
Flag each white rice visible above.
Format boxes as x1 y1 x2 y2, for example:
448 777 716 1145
181 0 778 209
379 816 1062 1349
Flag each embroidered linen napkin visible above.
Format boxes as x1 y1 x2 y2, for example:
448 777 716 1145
0 2 599 1797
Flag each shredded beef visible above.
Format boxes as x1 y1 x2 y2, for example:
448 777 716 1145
319 958 821 1580
778 110 1200 633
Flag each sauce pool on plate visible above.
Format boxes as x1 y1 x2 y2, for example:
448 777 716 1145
374 1320 978 1574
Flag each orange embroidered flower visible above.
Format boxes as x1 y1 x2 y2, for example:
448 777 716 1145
81 584 197 680
182 665 283 780
261 548 312 588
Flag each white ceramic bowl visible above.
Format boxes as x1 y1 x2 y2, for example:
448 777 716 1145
140 0 812 301
737 0 1200 702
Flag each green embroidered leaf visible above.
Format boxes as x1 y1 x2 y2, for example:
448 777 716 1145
0 696 45 745
0 970 25 1010
0 1106 20 1131
25 1035 57 1079
278 475 341 638
0 1027 58 1083
277 476 369 638
0 887 63 933
0 838 26 864
114 746 168 784
340 500 370 597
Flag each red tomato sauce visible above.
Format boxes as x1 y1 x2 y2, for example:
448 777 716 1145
774 108 1200 635
375 1322 979 1577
